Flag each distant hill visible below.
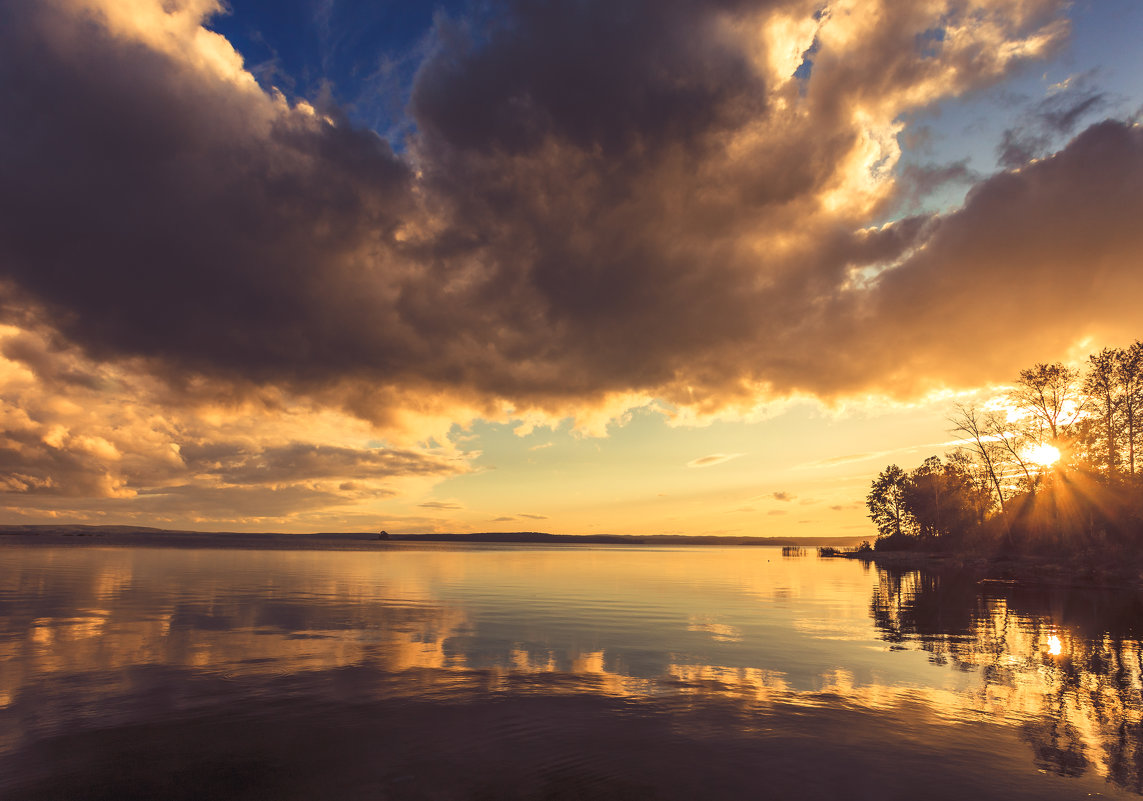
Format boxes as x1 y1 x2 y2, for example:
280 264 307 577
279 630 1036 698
388 532 866 546
0 524 183 535
0 525 866 548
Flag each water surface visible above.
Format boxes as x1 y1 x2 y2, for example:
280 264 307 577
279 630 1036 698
1 543 1140 799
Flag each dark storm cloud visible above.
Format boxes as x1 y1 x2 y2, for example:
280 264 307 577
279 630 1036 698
0 0 908 412
0 0 415 385
1 0 1123 435
1 0 761 407
409 0 764 159
402 0 926 401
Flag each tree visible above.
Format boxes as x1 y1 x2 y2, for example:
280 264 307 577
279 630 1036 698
904 457 945 538
985 412 1035 493
1084 348 1120 477
1116 342 1143 476
862 347 1143 553
867 465 910 539
949 403 1007 513
904 456 979 539
945 449 995 524
1011 362 1085 445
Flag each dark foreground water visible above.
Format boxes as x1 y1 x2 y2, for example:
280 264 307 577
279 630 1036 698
1 544 1141 800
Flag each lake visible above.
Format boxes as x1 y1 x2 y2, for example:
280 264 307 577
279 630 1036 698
1 542 1141 799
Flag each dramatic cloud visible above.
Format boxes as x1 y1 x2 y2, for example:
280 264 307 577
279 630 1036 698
3 0 1140 522
0 325 466 525
859 120 1143 393
0 0 1082 410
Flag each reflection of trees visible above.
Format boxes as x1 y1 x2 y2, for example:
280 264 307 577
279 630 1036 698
871 566 1143 793
870 569 982 665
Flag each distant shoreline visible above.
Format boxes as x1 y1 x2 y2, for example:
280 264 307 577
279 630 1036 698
0 524 867 550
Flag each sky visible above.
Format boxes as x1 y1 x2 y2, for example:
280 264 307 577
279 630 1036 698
0 0 1141 536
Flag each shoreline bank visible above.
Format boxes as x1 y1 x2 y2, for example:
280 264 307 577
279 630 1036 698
825 548 1143 590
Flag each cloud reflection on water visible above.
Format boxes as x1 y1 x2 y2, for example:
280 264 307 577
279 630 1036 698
1 545 1141 797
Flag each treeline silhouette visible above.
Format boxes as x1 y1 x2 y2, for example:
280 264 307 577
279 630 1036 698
867 342 1143 556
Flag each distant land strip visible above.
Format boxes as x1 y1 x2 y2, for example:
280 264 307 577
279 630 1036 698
0 525 866 549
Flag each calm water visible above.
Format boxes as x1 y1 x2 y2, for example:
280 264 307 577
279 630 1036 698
1 543 1141 800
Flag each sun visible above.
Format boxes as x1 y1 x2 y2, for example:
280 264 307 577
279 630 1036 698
1025 443 1061 467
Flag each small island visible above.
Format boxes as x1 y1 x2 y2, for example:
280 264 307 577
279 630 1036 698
841 342 1143 589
